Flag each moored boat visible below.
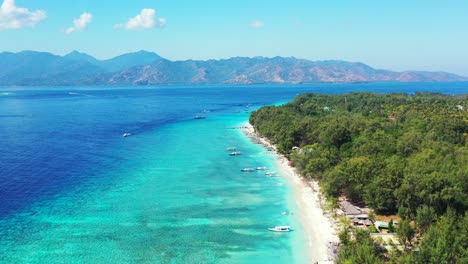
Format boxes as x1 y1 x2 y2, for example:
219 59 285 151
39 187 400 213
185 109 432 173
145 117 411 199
226 147 237 151
240 168 255 172
256 167 267 170
194 116 206 119
268 226 291 232
229 151 241 156
122 133 132 137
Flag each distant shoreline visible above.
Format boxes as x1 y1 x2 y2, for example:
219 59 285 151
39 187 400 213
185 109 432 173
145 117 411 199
3 80 468 89
1 51 467 86
241 122 339 263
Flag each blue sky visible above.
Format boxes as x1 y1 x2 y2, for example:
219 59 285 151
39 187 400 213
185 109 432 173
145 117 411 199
1 0 468 75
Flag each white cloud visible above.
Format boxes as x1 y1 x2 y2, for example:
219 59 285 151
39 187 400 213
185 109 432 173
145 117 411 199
0 0 46 30
115 8 166 30
250 20 264 29
66 12 92 34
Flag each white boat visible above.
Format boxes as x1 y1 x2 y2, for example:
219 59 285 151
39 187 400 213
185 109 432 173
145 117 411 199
265 172 277 176
122 133 132 137
229 151 241 156
256 167 267 170
268 226 291 232
194 116 206 119
240 168 255 172
226 147 237 151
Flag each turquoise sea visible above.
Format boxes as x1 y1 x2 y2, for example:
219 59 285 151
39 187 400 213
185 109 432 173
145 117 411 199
0 83 467 263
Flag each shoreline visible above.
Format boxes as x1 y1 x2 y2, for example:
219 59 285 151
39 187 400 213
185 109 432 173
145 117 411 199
241 122 339 264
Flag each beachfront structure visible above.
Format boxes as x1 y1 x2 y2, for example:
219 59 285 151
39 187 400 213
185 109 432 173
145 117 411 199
339 200 370 226
374 221 397 233
340 200 361 216
374 221 389 230
353 218 372 226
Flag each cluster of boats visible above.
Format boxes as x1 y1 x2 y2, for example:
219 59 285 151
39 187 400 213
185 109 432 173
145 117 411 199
226 145 291 232
239 167 278 177
227 147 241 156
268 212 292 232
226 147 279 176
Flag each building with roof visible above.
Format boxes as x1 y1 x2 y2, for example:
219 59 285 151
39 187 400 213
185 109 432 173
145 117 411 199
340 200 361 216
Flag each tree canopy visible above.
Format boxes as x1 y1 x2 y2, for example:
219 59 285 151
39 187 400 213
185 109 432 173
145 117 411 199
250 92 468 262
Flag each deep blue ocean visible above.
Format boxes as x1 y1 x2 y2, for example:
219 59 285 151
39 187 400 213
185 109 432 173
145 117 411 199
0 83 467 263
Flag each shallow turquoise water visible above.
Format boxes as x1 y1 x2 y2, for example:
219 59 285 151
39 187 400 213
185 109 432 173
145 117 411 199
1 116 304 263
1 84 466 263
0 90 304 263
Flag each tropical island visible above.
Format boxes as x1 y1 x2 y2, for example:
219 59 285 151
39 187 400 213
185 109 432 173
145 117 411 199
2 0 468 262
249 92 467 263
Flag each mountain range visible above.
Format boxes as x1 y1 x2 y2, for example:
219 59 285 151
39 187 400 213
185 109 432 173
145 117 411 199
0 51 466 86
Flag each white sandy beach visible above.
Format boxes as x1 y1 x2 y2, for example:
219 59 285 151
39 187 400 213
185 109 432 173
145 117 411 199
242 123 338 264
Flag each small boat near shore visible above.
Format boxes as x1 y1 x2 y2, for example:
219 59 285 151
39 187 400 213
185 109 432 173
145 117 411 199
265 172 277 176
194 116 206 119
268 226 291 232
122 133 132 137
240 168 255 172
229 151 241 156
226 147 237 151
256 167 267 170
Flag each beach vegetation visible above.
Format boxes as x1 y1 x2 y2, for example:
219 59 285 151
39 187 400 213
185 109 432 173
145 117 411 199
250 92 468 262
396 220 415 251
368 225 378 233
337 228 385 264
388 219 395 233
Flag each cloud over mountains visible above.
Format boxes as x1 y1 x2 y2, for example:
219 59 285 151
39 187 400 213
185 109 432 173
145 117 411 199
66 12 93 34
0 0 46 30
115 9 166 30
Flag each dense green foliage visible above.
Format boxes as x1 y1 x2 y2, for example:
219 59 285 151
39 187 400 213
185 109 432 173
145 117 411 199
337 228 385 264
250 92 467 215
250 92 468 262
405 209 468 264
